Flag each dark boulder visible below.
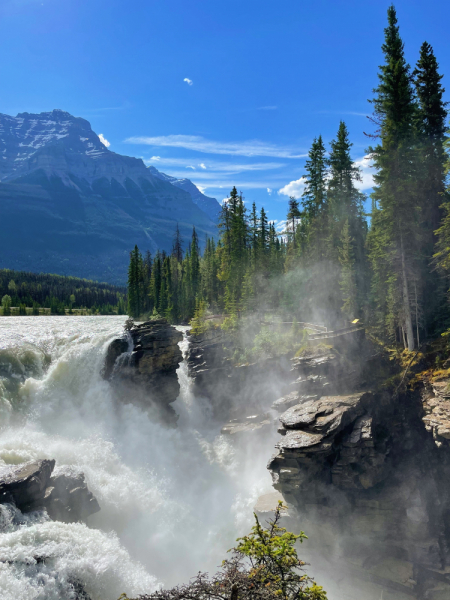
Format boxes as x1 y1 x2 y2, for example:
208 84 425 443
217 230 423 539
0 459 55 510
0 460 100 523
43 472 100 523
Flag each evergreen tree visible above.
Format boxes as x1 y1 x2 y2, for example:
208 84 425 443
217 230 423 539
414 41 448 236
414 41 448 331
286 197 301 248
172 224 184 262
301 135 329 260
338 220 358 320
367 5 419 350
127 245 144 318
327 121 367 316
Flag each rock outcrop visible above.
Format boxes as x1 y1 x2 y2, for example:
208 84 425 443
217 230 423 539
268 339 450 600
105 318 183 423
0 460 100 523
186 328 297 420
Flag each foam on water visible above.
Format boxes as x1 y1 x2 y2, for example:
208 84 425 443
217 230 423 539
0 317 276 599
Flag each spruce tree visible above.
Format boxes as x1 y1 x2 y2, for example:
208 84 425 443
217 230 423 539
172 224 184 262
127 245 144 318
414 42 448 332
301 135 329 260
367 5 419 350
286 197 301 248
414 41 448 235
328 121 367 316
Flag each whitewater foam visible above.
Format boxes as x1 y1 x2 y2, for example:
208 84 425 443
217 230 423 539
0 317 276 599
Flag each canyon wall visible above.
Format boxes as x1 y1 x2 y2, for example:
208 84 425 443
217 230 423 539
267 337 450 600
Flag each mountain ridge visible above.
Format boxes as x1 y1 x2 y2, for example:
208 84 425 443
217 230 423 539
0 109 220 284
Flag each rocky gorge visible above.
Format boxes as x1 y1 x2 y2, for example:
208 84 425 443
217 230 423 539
184 324 450 599
3 315 450 600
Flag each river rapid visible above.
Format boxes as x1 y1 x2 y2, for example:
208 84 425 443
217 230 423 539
0 316 277 600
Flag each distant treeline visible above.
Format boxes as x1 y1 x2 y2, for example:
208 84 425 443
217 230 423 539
0 269 127 315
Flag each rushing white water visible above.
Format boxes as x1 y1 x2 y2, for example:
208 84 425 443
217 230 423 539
0 316 277 600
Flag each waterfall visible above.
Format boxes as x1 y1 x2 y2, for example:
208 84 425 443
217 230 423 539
0 317 277 600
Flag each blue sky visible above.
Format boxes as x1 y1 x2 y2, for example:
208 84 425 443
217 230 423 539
1 0 448 226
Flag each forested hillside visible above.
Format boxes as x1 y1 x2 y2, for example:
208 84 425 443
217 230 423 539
0 270 126 315
127 6 450 350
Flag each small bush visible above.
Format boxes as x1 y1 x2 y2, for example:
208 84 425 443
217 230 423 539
118 503 327 600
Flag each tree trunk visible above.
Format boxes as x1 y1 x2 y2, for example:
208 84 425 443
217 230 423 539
400 228 415 351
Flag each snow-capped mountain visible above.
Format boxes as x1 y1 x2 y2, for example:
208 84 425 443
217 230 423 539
147 166 221 222
0 110 218 283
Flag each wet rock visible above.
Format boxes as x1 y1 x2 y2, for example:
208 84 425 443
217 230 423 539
272 392 319 412
0 459 55 510
268 336 450 599
221 413 273 436
0 460 99 523
106 318 183 423
103 337 129 379
43 472 100 523
422 380 450 446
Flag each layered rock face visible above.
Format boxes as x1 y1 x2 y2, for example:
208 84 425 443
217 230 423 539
0 459 100 523
105 319 183 423
268 340 450 600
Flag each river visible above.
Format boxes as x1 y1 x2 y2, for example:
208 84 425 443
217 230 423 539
0 316 277 600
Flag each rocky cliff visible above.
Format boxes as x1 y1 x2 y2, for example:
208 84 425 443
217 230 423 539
105 318 183 423
267 337 450 600
186 328 297 421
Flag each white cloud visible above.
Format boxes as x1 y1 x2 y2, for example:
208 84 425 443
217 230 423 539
142 157 285 173
183 78 193 86
150 155 160 161
267 188 272 195
187 165 196 170
354 155 375 191
196 185 207 194
126 134 306 158
278 177 307 198
98 133 110 147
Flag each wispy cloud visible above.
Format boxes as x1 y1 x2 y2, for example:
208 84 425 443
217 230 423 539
192 180 286 190
98 133 110 147
143 156 286 173
315 109 370 118
267 188 272 195
183 78 193 86
278 177 306 198
127 134 306 158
